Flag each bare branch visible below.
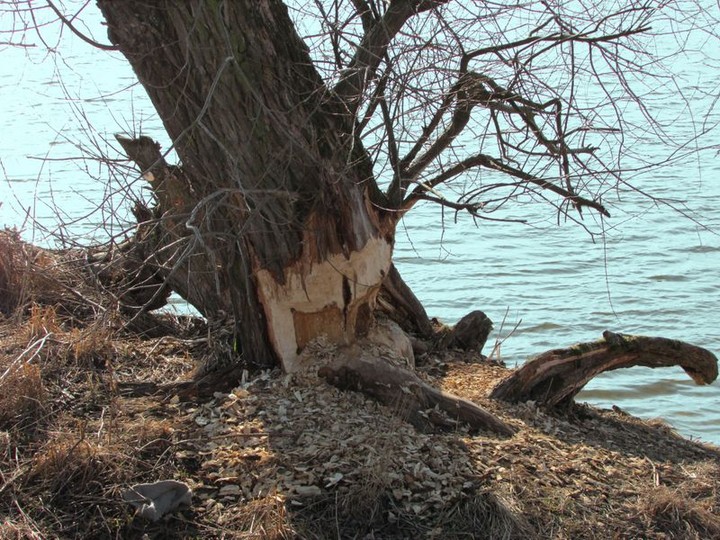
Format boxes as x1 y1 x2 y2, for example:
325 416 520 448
333 0 449 116
404 152 610 217
45 0 118 51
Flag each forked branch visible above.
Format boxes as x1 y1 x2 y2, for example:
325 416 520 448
334 0 449 116
402 152 610 217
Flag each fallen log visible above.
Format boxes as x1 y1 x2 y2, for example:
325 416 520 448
319 347 515 437
490 331 719 407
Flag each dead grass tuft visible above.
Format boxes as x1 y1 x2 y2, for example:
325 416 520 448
637 483 720 538
0 229 26 317
28 436 114 498
23 305 62 340
230 494 297 539
0 362 45 430
64 323 115 368
437 491 537 540
0 229 109 323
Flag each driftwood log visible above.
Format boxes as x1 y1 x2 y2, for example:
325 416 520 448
319 348 515 437
490 331 719 407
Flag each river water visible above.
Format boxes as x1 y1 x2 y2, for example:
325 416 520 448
1 5 718 444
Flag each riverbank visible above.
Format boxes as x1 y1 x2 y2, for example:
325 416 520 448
1 303 718 539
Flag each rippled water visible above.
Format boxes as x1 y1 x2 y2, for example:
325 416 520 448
1 8 718 444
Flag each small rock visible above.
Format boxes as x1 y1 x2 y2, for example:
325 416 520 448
294 485 322 497
218 484 242 497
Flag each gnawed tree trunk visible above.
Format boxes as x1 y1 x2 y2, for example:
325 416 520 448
99 1 398 370
490 331 719 407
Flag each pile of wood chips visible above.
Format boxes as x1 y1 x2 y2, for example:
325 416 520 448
173 345 720 538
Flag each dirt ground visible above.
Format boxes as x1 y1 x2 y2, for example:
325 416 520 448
1 306 718 540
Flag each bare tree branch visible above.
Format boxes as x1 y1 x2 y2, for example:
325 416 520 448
45 0 118 51
403 152 610 217
333 0 449 116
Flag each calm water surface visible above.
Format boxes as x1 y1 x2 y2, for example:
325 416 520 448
1 8 718 444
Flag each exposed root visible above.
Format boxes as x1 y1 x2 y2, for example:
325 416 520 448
491 331 718 407
319 345 515 437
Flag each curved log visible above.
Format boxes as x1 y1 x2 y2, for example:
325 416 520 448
319 347 515 437
490 331 719 407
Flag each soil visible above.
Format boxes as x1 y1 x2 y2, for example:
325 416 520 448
1 309 718 540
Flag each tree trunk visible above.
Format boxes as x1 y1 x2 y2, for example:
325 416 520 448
98 1 396 370
490 331 719 407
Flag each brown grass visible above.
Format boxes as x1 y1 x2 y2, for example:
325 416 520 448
0 229 109 323
0 362 45 430
638 485 720 539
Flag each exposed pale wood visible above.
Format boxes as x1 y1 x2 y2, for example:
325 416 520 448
255 236 392 371
318 349 515 437
99 1 398 367
490 331 719 407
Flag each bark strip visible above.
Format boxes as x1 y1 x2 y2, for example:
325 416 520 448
490 331 719 407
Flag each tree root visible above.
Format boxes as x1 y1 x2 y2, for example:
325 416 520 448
318 348 515 437
490 331 719 407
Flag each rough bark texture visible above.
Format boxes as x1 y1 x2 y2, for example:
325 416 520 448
440 310 493 352
319 348 515 437
98 1 396 368
490 331 719 407
376 264 435 339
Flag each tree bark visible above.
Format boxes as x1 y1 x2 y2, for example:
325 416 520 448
98 1 397 369
318 347 515 437
376 264 435 339
490 331 719 407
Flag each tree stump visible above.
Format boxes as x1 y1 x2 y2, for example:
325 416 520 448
441 310 493 353
490 331 719 407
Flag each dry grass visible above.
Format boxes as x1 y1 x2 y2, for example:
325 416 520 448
0 229 24 316
0 229 109 323
633 460 720 539
1 312 718 539
638 485 720 539
0 362 45 430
